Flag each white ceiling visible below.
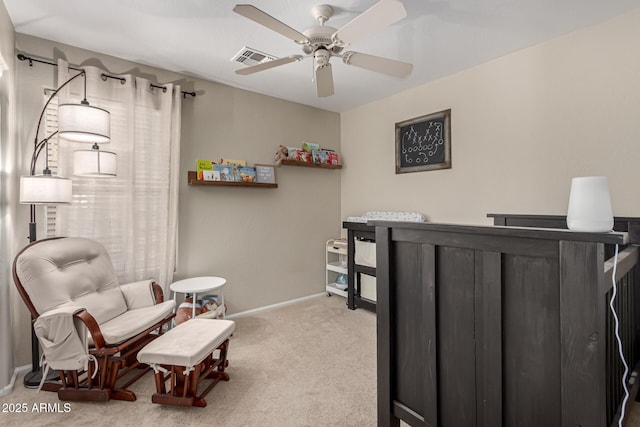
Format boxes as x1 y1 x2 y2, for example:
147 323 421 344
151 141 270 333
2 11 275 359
5 0 639 112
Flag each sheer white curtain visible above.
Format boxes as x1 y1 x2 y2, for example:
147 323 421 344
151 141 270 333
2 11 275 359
0 48 16 390
56 60 181 295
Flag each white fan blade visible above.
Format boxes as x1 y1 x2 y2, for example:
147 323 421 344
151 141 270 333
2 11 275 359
332 0 407 46
235 55 303 75
343 52 413 78
233 5 309 44
315 64 334 97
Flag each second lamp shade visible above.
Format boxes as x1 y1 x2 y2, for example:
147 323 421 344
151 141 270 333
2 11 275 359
74 148 117 177
58 103 110 143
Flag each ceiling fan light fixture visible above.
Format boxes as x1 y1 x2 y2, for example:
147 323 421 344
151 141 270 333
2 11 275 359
314 48 331 67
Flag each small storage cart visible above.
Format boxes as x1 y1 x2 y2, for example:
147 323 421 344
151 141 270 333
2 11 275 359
325 239 348 298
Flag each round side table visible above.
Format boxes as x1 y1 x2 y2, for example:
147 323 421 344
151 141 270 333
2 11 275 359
170 276 227 320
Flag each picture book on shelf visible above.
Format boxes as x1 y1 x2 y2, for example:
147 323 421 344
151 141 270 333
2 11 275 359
213 164 236 182
286 147 301 159
289 149 310 162
220 158 246 181
220 158 246 167
255 164 276 184
202 170 219 181
312 150 329 164
196 159 217 180
238 166 257 183
327 151 339 165
302 142 320 153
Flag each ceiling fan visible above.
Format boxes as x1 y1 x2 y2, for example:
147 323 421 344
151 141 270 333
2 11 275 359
233 0 413 97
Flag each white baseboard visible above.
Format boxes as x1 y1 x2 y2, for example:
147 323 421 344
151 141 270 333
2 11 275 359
0 365 30 397
226 292 324 320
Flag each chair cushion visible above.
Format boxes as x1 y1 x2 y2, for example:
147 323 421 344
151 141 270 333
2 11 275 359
119 280 156 309
68 287 128 326
97 300 175 345
15 237 127 324
137 319 235 367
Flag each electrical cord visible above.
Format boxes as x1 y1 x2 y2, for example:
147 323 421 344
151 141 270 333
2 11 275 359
610 244 629 427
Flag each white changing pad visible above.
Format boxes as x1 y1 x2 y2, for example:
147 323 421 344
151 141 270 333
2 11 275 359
346 211 425 223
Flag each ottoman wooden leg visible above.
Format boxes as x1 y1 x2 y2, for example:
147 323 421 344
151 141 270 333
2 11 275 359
153 369 166 394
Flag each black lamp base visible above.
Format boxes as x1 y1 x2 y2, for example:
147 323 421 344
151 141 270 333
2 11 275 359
23 368 59 389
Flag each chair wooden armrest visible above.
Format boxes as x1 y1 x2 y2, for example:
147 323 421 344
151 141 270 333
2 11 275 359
152 282 165 303
73 309 106 349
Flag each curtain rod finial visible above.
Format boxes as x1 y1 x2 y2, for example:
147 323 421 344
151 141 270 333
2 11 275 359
17 53 33 67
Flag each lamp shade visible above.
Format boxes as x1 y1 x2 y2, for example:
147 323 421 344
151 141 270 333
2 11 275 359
58 103 110 143
20 175 72 204
74 148 117 177
566 176 613 232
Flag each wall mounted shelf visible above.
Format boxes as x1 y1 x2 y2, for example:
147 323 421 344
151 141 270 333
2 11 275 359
187 171 278 188
281 159 342 169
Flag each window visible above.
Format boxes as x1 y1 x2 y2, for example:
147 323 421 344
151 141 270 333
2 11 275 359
44 89 60 238
47 69 180 290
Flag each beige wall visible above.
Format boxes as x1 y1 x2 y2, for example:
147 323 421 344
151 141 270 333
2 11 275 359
0 0 17 387
11 35 341 366
340 9 640 225
178 79 341 312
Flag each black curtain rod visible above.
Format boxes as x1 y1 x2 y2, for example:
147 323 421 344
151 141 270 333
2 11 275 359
17 53 85 72
18 53 197 99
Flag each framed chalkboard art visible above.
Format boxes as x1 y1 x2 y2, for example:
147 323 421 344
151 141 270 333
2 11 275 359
395 109 451 174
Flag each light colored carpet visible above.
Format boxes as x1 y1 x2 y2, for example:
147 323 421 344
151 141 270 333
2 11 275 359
0 295 377 427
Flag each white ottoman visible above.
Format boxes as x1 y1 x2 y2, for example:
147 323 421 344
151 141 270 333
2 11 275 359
137 318 235 407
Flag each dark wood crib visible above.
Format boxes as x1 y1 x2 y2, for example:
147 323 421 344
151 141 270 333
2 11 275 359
374 215 640 427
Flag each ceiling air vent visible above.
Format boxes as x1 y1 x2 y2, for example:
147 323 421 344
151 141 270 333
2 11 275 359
231 47 277 67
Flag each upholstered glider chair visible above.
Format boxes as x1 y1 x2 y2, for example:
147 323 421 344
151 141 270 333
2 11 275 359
13 237 176 402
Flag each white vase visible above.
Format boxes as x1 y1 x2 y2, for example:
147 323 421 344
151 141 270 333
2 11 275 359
566 176 613 232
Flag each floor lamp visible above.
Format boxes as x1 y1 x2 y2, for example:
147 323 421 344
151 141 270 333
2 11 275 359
19 67 113 388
